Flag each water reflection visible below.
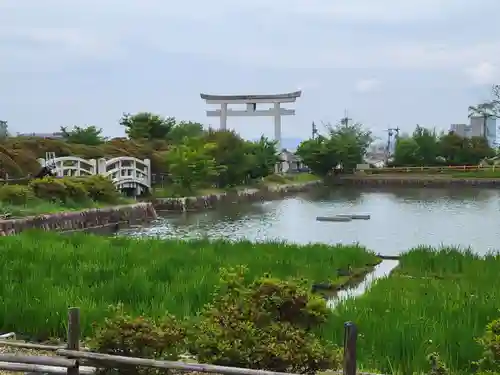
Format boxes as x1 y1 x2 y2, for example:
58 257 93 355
122 187 500 255
327 260 399 308
387 186 496 203
304 185 364 203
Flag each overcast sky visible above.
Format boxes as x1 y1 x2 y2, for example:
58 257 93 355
1 0 499 140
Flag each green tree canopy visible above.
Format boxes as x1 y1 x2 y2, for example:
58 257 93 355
392 137 420 166
60 125 105 145
296 120 372 176
167 121 206 143
120 112 175 140
245 136 280 180
163 130 279 194
164 140 222 194
392 125 495 166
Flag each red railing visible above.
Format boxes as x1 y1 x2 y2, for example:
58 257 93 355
364 165 498 174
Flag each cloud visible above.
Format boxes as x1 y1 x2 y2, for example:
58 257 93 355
297 81 321 90
1 0 500 138
465 62 499 85
355 79 381 93
248 0 478 23
0 0 499 73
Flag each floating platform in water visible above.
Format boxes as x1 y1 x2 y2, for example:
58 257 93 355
336 214 371 220
316 216 352 222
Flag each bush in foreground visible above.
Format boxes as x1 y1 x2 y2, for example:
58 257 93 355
477 318 500 372
90 266 341 374
89 304 186 375
189 266 340 373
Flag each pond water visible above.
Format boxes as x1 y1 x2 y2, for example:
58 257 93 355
120 186 500 255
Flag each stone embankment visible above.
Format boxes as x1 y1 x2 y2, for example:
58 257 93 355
0 203 157 236
333 175 500 187
154 180 322 212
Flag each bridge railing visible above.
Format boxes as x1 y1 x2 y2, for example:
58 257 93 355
38 157 97 177
364 165 500 174
98 157 151 188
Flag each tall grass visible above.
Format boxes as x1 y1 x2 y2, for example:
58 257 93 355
321 246 500 374
0 231 377 339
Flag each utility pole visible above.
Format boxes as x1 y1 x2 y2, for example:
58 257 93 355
340 109 352 126
311 121 318 139
385 127 400 163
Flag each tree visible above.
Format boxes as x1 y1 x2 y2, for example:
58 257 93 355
411 125 439 165
490 85 500 117
164 140 221 194
466 136 495 163
0 120 9 140
392 125 496 167
468 102 498 143
296 120 372 176
438 132 467 165
327 121 372 170
60 125 105 145
203 129 252 187
393 137 420 166
296 137 335 176
120 112 175 140
167 121 206 144
245 136 280 179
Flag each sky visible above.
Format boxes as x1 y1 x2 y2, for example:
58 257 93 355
1 0 499 142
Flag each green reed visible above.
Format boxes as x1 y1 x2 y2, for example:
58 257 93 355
321 246 500 374
0 231 377 339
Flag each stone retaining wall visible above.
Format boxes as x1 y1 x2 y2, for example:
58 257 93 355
153 180 322 212
332 176 500 187
0 203 157 236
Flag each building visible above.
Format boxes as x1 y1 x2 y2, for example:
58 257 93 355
279 150 306 173
469 116 497 147
16 132 64 139
450 123 469 138
449 117 498 148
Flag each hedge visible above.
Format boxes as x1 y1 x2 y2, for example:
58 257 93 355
0 176 120 205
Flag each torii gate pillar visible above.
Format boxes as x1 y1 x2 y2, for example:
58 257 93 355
200 91 302 152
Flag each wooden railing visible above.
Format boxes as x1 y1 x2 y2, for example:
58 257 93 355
364 165 499 174
0 307 369 375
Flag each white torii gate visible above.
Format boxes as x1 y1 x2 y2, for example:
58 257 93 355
200 91 302 151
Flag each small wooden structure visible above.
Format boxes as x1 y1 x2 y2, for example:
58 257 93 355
0 308 366 375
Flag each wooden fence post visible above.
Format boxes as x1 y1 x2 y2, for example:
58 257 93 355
343 322 357 375
67 307 80 375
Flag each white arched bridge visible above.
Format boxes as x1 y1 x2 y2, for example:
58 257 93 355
38 154 151 196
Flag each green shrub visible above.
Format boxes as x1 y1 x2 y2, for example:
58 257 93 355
426 352 448 375
88 304 186 375
263 174 288 184
80 175 119 203
60 178 88 202
29 177 68 202
477 318 500 372
188 266 341 373
0 184 34 205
